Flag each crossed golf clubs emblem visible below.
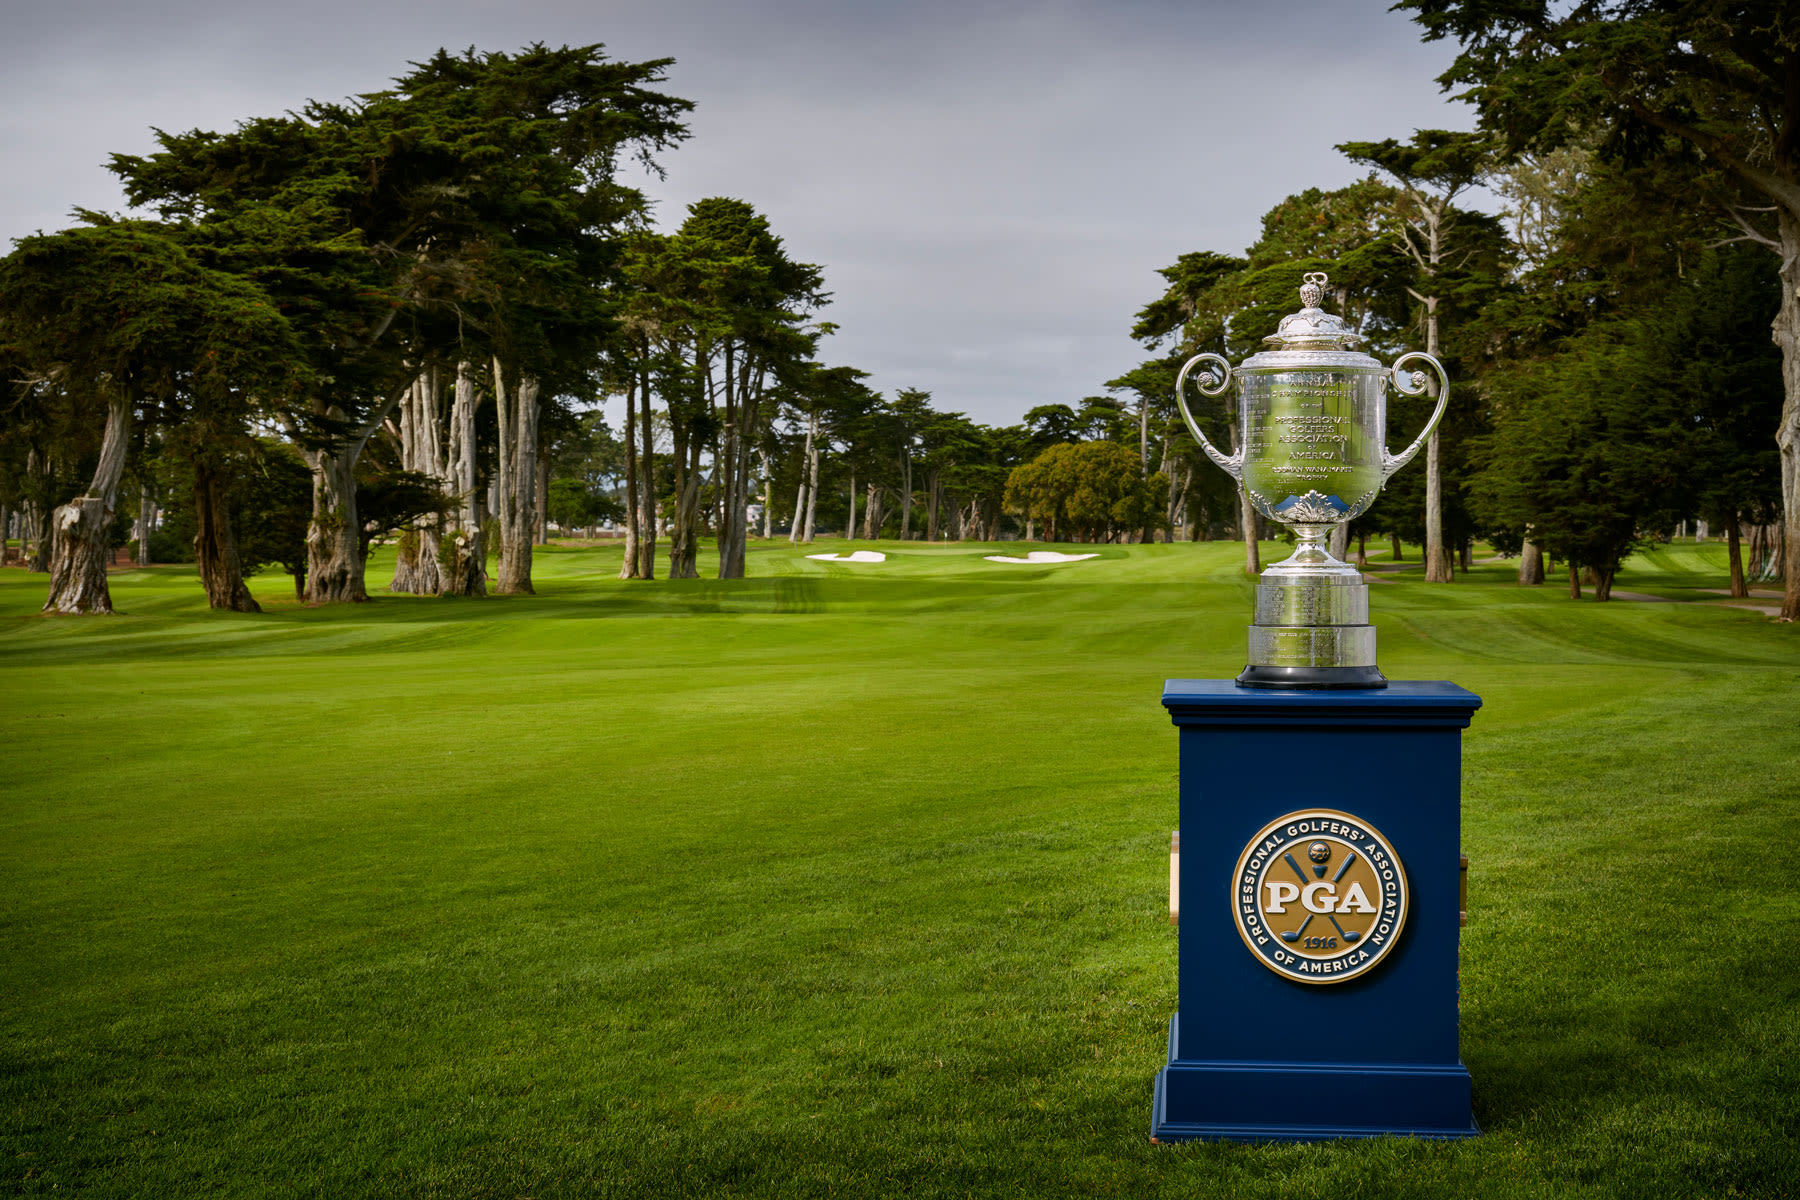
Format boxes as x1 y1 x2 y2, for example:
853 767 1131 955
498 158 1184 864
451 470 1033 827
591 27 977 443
1278 840 1364 946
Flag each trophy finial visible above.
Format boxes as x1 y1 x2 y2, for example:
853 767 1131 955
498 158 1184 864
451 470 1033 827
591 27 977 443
1300 272 1328 310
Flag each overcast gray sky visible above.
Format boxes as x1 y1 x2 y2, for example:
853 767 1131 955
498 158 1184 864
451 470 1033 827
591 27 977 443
1 0 1481 426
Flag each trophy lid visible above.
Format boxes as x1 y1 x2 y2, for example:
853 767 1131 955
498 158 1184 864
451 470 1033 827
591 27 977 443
1263 272 1362 350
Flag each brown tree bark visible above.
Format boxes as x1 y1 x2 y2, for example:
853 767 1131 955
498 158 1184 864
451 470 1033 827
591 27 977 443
1727 511 1748 599
636 380 657 579
925 463 941 542
440 362 487 597
192 456 259 612
535 453 550 546
43 388 131 614
845 465 856 542
1595 567 1615 602
299 379 408 605
803 427 820 542
25 448 51 572
789 412 815 545
1519 539 1545 585
491 359 540 594
1567 561 1582 600
666 423 701 579
619 385 641 579
390 370 445 596
135 484 153 566
762 451 773 540
1776 210 1800 621
863 483 883 540
899 450 913 540
302 444 364 603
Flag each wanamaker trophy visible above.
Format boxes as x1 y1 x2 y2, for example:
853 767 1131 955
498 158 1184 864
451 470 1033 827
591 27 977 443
1176 272 1448 689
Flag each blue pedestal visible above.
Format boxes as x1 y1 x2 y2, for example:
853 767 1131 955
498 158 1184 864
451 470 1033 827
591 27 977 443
1152 680 1481 1143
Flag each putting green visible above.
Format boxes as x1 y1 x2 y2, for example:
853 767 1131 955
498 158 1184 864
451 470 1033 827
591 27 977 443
2 539 1795 1198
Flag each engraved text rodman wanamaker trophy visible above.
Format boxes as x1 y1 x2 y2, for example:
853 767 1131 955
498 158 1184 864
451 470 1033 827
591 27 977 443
1176 273 1448 689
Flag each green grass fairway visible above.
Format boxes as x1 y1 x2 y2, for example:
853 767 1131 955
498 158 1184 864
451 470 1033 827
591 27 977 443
4 540 1797 1198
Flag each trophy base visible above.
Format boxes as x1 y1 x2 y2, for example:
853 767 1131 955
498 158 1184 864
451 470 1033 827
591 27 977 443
1238 533 1384 689
1236 663 1388 689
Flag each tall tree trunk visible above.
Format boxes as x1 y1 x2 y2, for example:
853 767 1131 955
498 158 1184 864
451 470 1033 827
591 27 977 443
135 484 153 566
535 454 550 545
391 370 445 595
790 413 815 545
25 449 51 572
1775 209 1800 621
803 423 820 543
716 347 746 579
492 359 540 594
1595 567 1615 602
1412 203 1453 584
1727 510 1747 599
900 452 913 540
1568 560 1582 600
441 362 487 597
1519 538 1545 585
1356 531 1368 568
620 385 641 580
1459 535 1473 572
845 465 856 541
864 483 883 540
1423 412 1453 582
926 468 941 542
192 454 259 612
44 387 132 614
788 474 808 544
637 372 657 579
667 426 701 579
761 451 773 539
300 384 404 604
1165 459 1188 544
1390 534 1403 562
302 443 363 603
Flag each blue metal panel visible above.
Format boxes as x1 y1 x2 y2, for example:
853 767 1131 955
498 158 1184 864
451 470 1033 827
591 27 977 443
1152 680 1482 1142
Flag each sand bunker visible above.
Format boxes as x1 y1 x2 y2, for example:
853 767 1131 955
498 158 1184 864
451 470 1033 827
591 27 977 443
805 550 888 563
983 551 1101 564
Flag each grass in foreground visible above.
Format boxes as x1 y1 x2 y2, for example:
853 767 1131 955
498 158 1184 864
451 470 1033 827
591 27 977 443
3 539 1797 1199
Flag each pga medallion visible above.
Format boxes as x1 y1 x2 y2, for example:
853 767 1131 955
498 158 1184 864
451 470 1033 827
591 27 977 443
1231 809 1409 985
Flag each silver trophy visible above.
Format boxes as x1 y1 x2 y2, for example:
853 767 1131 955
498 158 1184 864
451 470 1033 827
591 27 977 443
1176 272 1448 688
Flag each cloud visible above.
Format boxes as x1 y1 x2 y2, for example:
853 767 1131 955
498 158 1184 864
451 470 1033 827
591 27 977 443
1 0 1480 425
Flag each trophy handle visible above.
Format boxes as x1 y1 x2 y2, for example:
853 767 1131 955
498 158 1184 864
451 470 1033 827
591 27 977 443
1175 352 1242 480
1382 351 1449 481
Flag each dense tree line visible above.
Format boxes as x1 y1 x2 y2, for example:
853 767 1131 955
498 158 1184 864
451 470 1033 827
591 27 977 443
0 43 1183 620
1129 1 1792 610
5 16 1791 617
